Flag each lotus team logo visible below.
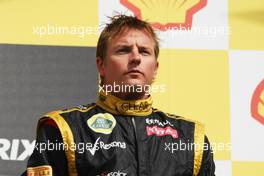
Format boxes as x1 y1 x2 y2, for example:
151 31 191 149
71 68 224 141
88 113 117 134
251 79 264 125
120 0 207 30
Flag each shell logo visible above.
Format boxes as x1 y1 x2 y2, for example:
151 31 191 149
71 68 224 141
120 0 207 31
251 79 264 125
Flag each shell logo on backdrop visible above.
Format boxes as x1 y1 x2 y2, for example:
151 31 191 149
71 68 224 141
251 79 264 125
120 0 207 30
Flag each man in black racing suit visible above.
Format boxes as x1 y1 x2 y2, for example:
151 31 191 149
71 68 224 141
22 15 215 176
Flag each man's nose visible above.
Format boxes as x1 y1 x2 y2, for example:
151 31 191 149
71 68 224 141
129 47 141 64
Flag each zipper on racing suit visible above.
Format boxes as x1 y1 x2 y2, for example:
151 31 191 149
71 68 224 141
131 117 148 176
132 117 138 139
131 117 139 175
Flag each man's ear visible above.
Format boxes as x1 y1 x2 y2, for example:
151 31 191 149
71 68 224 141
96 57 105 78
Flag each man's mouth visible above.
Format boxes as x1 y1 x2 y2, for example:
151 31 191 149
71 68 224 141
126 70 143 75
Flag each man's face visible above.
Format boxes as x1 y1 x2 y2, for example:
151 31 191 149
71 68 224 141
97 28 159 90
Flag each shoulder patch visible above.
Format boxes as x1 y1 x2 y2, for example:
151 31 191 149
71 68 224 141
61 104 96 113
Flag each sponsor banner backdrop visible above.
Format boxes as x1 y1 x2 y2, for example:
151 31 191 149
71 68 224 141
229 51 264 161
99 0 228 50
0 44 98 175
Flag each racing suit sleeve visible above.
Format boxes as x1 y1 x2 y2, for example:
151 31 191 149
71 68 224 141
197 135 215 176
21 120 68 176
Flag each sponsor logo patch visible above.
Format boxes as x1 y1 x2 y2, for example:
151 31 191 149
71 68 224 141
120 101 150 112
86 137 126 156
146 118 174 127
251 79 264 125
87 113 116 134
146 125 179 139
97 170 127 176
120 0 207 30
27 165 52 176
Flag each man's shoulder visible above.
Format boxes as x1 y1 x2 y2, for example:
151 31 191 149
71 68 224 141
44 103 96 116
37 103 96 126
153 108 204 126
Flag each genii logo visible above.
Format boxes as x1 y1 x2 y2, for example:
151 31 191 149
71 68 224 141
120 0 207 30
87 113 116 134
251 79 264 125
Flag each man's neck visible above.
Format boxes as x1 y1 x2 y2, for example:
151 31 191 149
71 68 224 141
110 91 149 100
101 83 151 100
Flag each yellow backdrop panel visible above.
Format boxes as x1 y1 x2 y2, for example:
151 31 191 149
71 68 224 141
0 0 98 46
232 161 264 176
229 0 264 50
153 49 230 160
